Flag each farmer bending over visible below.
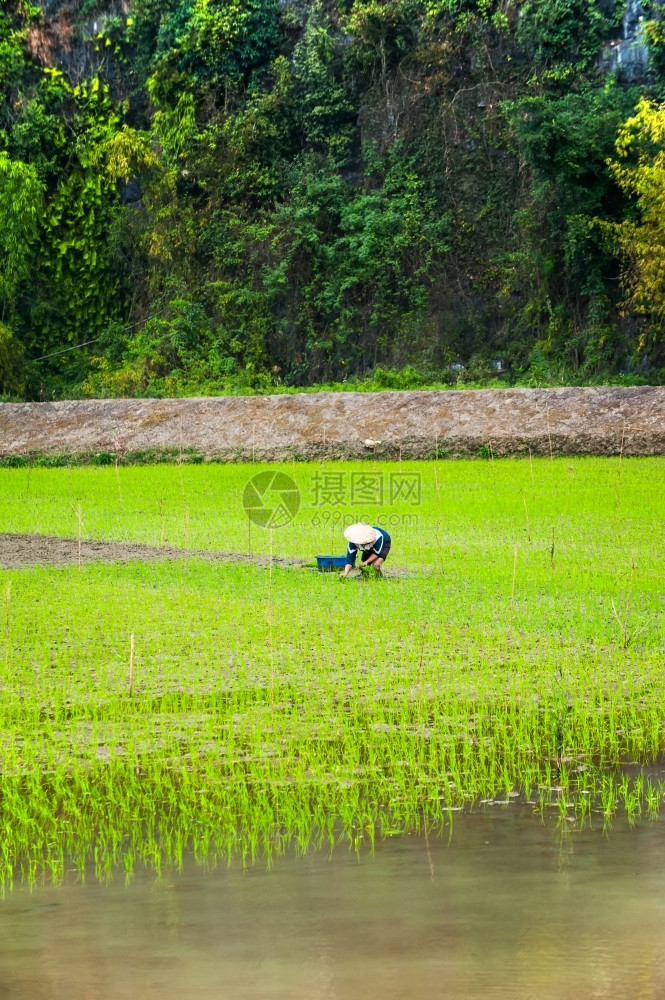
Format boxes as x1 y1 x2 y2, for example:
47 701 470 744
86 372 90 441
343 523 391 577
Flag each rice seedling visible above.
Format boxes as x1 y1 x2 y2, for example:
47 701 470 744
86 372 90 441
0 456 663 887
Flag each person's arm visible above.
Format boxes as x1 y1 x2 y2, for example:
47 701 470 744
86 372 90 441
343 542 357 576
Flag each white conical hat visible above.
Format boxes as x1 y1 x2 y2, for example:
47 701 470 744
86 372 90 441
344 522 377 546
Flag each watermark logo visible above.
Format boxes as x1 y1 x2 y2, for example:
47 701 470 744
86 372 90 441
311 472 421 507
310 510 419 529
309 471 421 530
243 471 301 528
242 470 421 529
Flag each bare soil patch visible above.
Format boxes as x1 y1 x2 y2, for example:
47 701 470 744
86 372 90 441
0 534 304 570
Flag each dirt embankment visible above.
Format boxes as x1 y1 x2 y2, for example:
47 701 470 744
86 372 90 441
0 387 664 461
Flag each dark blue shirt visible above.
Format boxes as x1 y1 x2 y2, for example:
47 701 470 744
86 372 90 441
345 527 391 567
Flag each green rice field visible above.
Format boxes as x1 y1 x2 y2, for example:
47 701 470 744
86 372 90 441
0 455 664 887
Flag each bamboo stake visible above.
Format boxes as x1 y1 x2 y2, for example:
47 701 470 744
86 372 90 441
128 633 135 696
269 528 274 707
69 502 83 568
510 545 518 629
4 581 11 674
523 495 531 543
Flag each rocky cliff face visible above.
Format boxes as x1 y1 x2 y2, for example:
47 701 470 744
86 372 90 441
599 0 662 80
26 0 128 81
29 0 663 85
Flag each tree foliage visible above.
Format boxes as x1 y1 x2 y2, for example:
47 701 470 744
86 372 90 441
0 0 664 398
610 98 665 360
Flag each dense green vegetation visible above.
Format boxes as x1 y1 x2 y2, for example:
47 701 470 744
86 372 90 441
4 1 665 399
1 456 664 884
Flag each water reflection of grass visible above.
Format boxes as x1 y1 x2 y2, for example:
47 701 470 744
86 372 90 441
1 456 665 886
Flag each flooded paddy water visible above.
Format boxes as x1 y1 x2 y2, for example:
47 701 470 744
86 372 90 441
2 808 665 1000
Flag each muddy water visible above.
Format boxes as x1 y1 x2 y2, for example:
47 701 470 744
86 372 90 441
2 809 665 1000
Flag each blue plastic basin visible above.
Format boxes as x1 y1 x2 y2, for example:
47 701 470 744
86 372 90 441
316 555 348 572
